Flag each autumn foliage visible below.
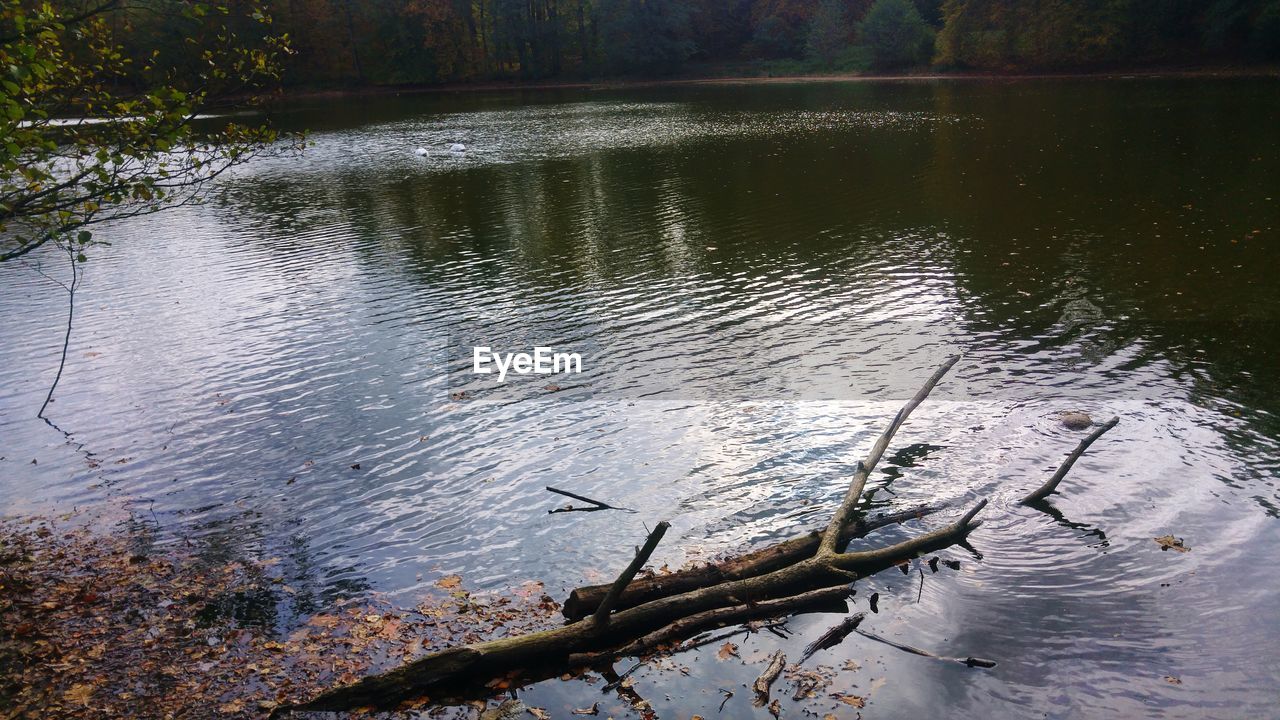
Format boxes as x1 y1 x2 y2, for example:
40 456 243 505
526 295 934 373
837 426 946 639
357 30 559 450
0 514 561 719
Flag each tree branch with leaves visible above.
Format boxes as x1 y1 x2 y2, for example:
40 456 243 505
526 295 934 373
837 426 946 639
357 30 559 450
0 0 296 264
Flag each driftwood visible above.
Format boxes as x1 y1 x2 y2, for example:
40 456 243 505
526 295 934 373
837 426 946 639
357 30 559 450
799 612 866 664
1022 417 1119 503
752 650 786 706
273 355 1080 716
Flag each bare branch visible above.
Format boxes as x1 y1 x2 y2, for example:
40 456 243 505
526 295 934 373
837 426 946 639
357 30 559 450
818 355 962 555
594 521 670 625
1021 418 1119 504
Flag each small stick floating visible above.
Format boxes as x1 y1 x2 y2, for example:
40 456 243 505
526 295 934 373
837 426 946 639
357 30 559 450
546 485 636 513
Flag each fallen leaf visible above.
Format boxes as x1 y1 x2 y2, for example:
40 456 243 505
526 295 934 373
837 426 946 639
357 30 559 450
717 641 740 660
834 693 866 707
571 702 599 715
1154 535 1190 552
527 708 551 720
64 683 96 705
436 574 462 589
1164 675 1183 685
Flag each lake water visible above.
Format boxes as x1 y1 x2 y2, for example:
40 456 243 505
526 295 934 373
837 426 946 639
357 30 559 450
2 77 1279 717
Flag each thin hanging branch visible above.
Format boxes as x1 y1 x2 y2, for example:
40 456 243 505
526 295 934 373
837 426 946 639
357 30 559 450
35 243 81 424
1022 417 1119 503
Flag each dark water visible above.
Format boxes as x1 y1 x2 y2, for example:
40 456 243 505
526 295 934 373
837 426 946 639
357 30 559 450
2 77 1279 717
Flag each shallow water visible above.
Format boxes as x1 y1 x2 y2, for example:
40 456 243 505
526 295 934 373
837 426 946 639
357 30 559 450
2 77 1279 716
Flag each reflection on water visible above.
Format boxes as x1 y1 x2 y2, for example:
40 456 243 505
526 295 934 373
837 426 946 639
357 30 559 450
1 78 1278 716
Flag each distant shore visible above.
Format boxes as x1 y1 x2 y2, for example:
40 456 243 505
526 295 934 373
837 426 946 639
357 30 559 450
267 65 1279 102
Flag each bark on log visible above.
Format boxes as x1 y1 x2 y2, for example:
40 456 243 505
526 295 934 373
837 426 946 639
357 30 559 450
573 585 854 664
799 612 866 664
561 503 944 621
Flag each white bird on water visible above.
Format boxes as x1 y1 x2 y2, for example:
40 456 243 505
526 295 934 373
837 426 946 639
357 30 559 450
449 143 466 153
414 147 429 156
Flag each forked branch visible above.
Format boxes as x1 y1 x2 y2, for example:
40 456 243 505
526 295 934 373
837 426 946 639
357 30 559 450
819 355 962 555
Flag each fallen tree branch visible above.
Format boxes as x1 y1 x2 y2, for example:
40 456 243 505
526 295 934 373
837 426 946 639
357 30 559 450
561 502 945 621
573 585 854 664
1022 417 1119 503
272 357 1004 717
595 521 670 625
854 626 996 668
547 486 636 513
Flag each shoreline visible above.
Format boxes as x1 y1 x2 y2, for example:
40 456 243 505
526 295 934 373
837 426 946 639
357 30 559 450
267 65 1280 102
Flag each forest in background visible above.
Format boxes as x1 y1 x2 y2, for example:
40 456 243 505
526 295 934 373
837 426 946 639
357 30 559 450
238 0 1279 87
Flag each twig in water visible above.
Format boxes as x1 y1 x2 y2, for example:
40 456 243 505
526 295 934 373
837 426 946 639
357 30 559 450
717 688 733 713
547 486 636 513
854 626 995 668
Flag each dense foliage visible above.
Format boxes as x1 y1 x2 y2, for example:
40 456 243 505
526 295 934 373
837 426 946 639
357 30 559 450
860 0 934 68
261 0 1278 86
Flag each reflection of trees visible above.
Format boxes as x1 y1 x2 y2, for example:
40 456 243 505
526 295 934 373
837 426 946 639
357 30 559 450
928 79 1280 514
219 82 1280 512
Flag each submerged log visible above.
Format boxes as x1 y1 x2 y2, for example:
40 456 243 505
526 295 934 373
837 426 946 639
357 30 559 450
275 355 1103 717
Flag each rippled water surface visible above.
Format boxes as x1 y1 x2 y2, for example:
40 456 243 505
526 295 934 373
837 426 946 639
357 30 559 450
3 78 1280 717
